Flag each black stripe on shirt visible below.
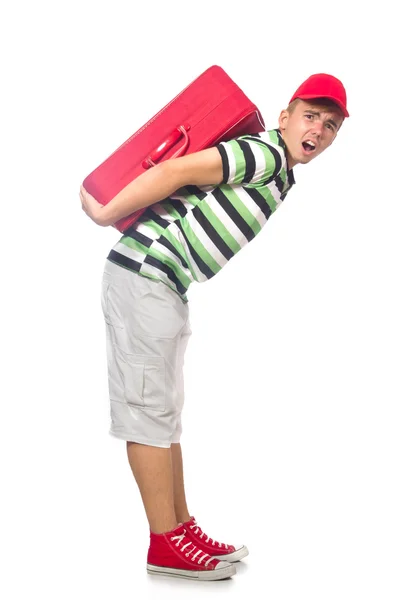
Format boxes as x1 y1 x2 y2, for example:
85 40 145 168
274 174 284 194
275 129 286 151
212 188 256 242
237 140 256 184
122 228 153 248
260 143 282 186
216 144 230 184
175 222 216 279
238 136 283 184
287 169 295 187
107 250 142 272
143 254 187 296
144 208 170 229
244 187 272 220
157 235 189 270
192 205 234 260
168 198 188 218
184 185 207 200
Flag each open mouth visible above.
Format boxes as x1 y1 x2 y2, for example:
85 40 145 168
302 141 316 154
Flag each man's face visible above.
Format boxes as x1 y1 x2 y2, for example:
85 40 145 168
278 100 344 168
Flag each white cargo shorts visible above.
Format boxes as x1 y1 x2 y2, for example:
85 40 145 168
101 260 191 447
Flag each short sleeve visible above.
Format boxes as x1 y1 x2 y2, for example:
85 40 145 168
216 135 283 188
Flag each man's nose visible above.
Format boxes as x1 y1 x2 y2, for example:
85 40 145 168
311 121 324 136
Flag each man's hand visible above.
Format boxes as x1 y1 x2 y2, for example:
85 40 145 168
79 185 108 226
79 146 223 226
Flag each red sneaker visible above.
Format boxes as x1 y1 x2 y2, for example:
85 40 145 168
183 517 249 563
147 524 236 580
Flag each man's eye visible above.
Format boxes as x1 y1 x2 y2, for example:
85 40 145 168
305 114 313 119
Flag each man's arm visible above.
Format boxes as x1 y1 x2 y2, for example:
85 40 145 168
97 147 223 226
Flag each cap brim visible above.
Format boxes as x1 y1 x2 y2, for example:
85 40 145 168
296 94 349 118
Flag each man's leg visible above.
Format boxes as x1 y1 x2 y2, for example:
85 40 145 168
170 441 250 562
126 442 178 534
171 442 191 524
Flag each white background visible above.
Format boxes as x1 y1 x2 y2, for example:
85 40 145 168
2 1 396 598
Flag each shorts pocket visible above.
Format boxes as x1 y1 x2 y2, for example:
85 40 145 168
142 358 166 411
122 362 145 408
112 344 165 412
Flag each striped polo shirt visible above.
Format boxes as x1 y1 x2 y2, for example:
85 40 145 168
107 128 295 302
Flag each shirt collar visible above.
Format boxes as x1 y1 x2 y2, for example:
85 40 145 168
274 128 295 186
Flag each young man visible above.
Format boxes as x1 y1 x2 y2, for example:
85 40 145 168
80 73 349 581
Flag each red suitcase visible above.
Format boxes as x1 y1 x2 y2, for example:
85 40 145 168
82 65 265 232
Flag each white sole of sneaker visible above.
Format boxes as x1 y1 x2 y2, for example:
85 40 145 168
212 545 249 562
147 562 236 580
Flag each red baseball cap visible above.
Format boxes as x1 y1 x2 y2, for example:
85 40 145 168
289 73 349 118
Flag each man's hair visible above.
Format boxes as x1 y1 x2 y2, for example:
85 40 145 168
287 97 344 121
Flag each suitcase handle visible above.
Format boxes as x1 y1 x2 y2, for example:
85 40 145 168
142 124 191 169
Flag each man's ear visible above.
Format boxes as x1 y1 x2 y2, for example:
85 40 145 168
278 109 289 131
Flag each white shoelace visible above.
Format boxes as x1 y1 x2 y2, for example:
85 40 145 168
171 532 215 566
189 522 228 549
